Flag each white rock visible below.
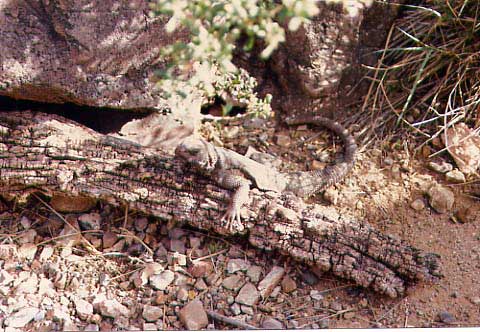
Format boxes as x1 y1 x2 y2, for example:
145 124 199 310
39 246 54 261
17 243 37 260
5 307 40 328
142 305 163 322
235 283 260 306
226 258 250 274
149 270 175 291
97 299 130 318
74 299 93 320
15 274 38 295
258 266 285 298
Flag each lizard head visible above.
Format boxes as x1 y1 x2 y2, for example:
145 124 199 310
175 136 218 174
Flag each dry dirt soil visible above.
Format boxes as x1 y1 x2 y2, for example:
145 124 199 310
0 113 479 330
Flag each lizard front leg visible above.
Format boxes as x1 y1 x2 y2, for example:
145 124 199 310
214 170 251 233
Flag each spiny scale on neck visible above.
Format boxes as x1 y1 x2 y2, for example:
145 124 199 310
284 114 357 197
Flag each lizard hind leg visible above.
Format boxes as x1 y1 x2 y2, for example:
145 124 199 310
215 171 251 233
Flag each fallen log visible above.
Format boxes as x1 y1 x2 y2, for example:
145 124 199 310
0 111 441 297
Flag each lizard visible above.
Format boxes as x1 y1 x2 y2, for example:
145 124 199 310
174 114 357 232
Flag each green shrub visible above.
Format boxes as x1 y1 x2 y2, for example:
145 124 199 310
150 0 373 115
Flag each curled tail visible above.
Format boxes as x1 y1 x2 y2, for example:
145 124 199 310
284 115 357 197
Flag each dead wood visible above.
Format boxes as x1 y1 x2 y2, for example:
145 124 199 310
0 111 441 298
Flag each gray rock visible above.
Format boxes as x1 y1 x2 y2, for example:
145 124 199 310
230 303 242 316
143 305 163 322
383 157 394 166
222 275 245 292
189 237 202 249
262 318 284 329
78 213 101 230
301 271 319 285
246 265 263 283
270 286 281 298
235 283 260 306
445 169 466 183
149 270 175 291
194 278 208 291
244 117 267 129
168 228 186 239
134 217 149 232
74 299 93 320
98 299 130 319
241 305 254 315
170 239 186 254
330 301 343 312
178 299 208 330
258 266 285 298
154 243 168 260
84 324 100 331
18 229 37 244
428 161 453 174
4 307 40 328
437 311 455 324
226 259 250 274
427 185 455 213
143 323 158 331
319 318 329 329
20 216 32 229
275 134 291 147
174 273 189 286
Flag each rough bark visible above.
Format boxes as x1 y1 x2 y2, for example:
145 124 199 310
0 111 441 298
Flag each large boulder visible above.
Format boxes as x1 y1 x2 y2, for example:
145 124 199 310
0 0 402 117
0 0 188 111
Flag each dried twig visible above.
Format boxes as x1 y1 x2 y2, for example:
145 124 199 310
206 310 259 330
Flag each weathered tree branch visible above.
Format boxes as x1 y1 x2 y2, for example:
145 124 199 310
0 111 441 297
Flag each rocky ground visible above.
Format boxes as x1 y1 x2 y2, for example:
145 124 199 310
0 114 479 331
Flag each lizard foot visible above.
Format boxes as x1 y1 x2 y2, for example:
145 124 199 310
221 206 245 233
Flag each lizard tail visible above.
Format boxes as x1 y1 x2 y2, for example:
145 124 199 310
284 115 357 197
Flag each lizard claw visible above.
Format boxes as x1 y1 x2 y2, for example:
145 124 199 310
222 206 245 233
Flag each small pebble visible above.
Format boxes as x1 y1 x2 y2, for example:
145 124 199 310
428 161 453 174
445 169 466 183
383 157 394 166
427 185 455 214
275 134 291 147
281 275 297 293
323 188 339 205
262 318 284 329
410 199 425 211
301 271 318 285
310 290 324 301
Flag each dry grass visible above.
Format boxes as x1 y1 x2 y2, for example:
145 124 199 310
360 1 480 150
